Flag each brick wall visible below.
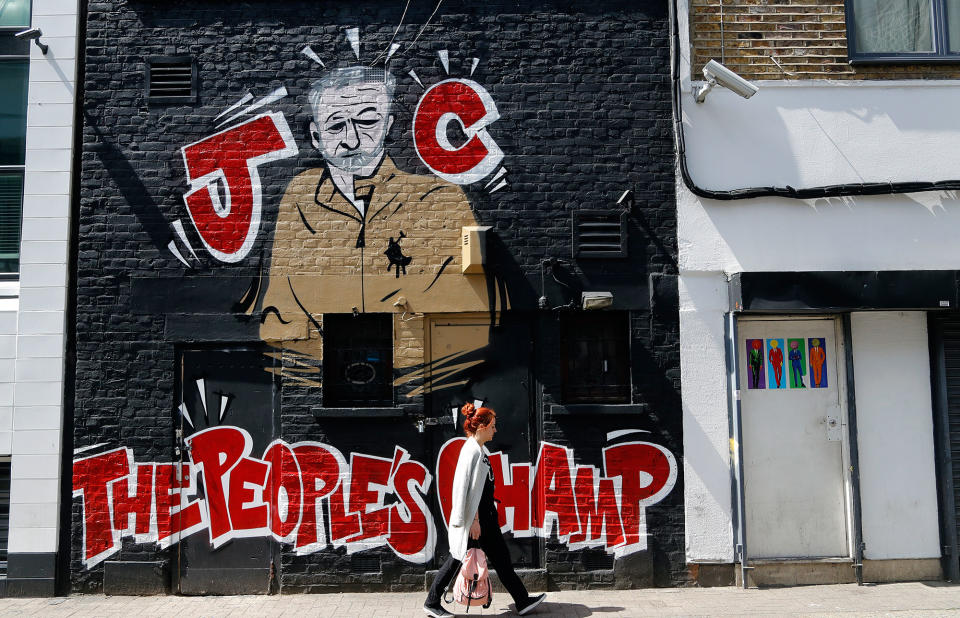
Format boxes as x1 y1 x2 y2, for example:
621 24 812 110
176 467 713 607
72 0 683 593
690 0 960 80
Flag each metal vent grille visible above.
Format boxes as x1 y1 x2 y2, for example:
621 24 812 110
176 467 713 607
147 57 195 101
0 458 10 575
0 173 23 274
572 210 627 258
350 553 380 573
581 550 614 571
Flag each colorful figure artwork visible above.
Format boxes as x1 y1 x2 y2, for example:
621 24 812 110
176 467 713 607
787 338 806 389
808 337 828 388
745 339 765 390
766 339 785 389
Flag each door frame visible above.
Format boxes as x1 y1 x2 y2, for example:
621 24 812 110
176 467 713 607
172 345 280 595
730 314 863 578
422 312 542 569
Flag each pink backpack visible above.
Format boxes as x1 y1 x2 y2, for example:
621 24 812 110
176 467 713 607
450 548 493 611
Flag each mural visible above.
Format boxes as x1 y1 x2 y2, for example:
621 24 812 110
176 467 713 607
74 6 682 590
745 339 765 390
170 29 510 392
788 338 806 389
766 339 785 389
809 337 828 388
72 428 676 569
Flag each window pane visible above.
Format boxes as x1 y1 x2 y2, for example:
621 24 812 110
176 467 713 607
0 0 30 28
854 0 934 53
0 61 27 166
0 172 23 274
950 0 960 52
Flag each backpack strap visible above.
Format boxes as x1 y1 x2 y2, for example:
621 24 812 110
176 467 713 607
442 560 463 606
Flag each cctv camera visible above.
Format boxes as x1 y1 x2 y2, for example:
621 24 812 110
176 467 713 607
14 28 48 54
694 59 758 103
14 27 42 40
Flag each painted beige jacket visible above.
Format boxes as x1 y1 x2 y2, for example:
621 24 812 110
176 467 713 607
260 157 489 359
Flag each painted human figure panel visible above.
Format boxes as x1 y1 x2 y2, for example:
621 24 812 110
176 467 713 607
766 339 785 389
745 338 765 390
787 338 806 389
808 337 828 388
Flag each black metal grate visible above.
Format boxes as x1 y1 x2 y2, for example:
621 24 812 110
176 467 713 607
350 553 381 573
561 312 630 404
323 314 394 407
581 550 614 571
0 459 10 575
937 317 960 554
0 173 23 274
146 57 196 101
572 210 627 259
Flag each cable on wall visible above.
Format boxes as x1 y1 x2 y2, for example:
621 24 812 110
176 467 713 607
670 0 960 201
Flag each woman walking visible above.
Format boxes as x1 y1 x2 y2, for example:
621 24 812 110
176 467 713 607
424 403 546 617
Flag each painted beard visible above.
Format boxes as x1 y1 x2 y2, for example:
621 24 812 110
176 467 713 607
326 144 385 176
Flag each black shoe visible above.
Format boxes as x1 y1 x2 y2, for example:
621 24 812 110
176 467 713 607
516 593 546 615
423 602 454 618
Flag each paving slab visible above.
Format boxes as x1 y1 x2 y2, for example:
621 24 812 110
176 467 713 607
0 582 958 617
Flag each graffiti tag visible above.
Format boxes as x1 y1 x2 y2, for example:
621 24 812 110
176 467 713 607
181 112 298 262
413 79 503 185
73 428 676 569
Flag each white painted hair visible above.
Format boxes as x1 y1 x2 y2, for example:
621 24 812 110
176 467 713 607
308 66 397 112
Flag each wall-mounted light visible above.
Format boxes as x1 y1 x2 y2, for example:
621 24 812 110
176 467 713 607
15 27 48 55
694 59 757 103
581 291 613 310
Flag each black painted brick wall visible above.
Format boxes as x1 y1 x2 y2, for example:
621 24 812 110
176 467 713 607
72 0 682 592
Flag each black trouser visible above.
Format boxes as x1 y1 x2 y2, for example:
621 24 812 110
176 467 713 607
426 516 529 607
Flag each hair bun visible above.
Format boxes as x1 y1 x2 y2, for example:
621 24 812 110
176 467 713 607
461 402 476 416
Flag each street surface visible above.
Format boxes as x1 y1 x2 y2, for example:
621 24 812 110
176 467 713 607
0 582 957 616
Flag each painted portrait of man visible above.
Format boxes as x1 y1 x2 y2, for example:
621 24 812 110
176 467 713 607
259 66 491 370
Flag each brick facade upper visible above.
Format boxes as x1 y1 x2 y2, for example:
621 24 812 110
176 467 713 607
689 0 960 80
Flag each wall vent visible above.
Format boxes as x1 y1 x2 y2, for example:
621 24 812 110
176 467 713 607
350 553 380 573
572 210 627 259
581 550 614 571
146 57 196 103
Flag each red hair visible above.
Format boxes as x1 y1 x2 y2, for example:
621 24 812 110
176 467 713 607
461 402 495 436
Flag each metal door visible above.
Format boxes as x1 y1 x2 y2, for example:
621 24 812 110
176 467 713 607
425 315 539 568
175 348 279 595
738 317 850 559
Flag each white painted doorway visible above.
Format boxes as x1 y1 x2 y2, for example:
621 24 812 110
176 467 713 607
737 317 850 559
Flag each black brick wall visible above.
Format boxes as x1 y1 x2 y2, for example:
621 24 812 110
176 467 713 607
72 0 683 592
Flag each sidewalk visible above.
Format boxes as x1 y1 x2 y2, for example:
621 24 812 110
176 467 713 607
0 582 957 617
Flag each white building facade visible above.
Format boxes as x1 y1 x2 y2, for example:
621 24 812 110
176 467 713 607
0 0 79 596
678 0 957 586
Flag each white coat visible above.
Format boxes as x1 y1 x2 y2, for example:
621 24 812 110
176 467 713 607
447 437 490 561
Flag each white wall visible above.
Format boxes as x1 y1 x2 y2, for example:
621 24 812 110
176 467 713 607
677 0 954 564
678 84 960 275
8 0 80 556
851 312 941 560
679 273 734 562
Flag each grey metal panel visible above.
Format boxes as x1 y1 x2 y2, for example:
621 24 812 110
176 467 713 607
935 315 960 580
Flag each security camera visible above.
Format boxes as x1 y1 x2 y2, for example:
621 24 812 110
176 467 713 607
694 59 758 103
15 28 48 54
15 27 41 40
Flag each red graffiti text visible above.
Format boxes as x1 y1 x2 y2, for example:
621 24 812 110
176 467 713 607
436 439 677 557
181 112 298 262
72 426 434 568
